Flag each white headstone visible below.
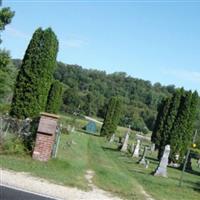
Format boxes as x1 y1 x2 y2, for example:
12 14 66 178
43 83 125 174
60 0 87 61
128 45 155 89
154 145 170 177
121 132 129 152
131 143 135 153
132 139 141 157
139 146 148 165
151 143 155 152
109 133 115 143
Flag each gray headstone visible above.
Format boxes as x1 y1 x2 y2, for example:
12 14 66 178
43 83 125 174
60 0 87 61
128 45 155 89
154 145 170 177
197 159 200 168
132 139 141 157
145 160 149 169
139 146 148 165
109 134 115 143
121 132 129 152
131 143 135 153
151 143 155 152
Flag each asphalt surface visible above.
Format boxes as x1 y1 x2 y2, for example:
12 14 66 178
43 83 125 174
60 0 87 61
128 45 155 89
0 185 57 200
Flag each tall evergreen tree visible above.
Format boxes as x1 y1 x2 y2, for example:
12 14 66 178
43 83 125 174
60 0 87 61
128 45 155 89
10 28 59 118
157 89 183 159
151 97 171 149
46 80 63 114
181 91 199 157
169 91 193 163
101 97 122 136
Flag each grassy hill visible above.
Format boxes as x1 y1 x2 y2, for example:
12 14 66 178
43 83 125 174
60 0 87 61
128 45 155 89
0 115 199 200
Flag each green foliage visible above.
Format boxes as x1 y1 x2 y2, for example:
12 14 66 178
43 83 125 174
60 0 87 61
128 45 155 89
151 97 171 149
10 28 59 119
0 7 15 43
170 91 193 162
52 62 174 130
0 134 26 155
46 80 63 114
100 97 122 136
154 90 198 163
0 50 16 104
157 89 183 159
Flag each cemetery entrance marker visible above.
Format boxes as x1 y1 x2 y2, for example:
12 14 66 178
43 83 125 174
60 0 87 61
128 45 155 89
32 112 59 161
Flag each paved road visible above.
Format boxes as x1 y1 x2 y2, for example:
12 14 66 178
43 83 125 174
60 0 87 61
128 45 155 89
0 185 57 200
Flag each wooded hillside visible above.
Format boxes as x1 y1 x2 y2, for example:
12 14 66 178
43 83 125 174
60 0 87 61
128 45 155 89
12 60 200 133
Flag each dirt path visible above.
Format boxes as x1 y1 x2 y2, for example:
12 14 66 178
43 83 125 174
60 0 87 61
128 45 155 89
0 168 122 200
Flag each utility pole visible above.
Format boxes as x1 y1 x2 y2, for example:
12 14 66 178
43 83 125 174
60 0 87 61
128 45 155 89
179 130 197 187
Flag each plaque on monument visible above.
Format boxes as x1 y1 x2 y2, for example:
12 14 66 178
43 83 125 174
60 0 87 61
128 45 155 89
37 116 57 135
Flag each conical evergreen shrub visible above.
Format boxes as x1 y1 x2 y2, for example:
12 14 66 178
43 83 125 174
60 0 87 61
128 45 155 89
10 28 59 118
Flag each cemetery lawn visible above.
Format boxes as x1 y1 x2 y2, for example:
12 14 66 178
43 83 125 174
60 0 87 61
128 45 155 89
0 131 199 200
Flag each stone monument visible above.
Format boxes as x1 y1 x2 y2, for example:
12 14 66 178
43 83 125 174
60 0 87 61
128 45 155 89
32 112 59 161
197 159 200 168
109 133 115 143
151 143 155 152
139 146 148 165
154 145 170 177
121 126 131 152
121 131 130 152
132 139 141 157
131 143 135 153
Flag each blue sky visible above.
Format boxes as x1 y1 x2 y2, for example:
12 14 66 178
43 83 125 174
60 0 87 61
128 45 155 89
1 0 200 92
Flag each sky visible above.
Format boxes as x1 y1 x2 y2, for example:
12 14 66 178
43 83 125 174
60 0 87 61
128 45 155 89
1 0 200 92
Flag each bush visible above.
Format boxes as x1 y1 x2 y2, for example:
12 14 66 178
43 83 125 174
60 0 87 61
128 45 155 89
0 134 26 155
0 104 10 114
46 80 63 114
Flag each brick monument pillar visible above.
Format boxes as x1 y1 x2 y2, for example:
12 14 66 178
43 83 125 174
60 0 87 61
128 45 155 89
32 112 60 161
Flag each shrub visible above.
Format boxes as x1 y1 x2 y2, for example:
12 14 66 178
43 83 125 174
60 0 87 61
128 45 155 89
10 28 59 119
0 134 26 155
46 80 63 114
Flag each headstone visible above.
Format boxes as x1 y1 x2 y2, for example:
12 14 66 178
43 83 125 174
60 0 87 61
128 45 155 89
71 126 75 133
32 112 59 162
197 159 200 168
131 143 135 153
109 133 115 143
121 132 130 152
151 143 155 152
132 139 141 157
154 145 170 177
121 126 130 152
139 146 148 165
145 160 149 169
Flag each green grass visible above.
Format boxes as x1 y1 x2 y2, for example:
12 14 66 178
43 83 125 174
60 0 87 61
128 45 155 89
0 128 199 199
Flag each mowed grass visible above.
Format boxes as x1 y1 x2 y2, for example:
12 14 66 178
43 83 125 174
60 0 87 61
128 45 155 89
0 131 199 200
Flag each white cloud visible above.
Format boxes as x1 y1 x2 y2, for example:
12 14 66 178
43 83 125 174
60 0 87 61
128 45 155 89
5 26 30 40
162 67 200 84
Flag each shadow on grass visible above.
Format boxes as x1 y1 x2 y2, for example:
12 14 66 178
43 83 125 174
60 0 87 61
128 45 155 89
80 129 101 137
128 168 147 175
194 182 200 192
186 169 200 176
102 146 119 152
